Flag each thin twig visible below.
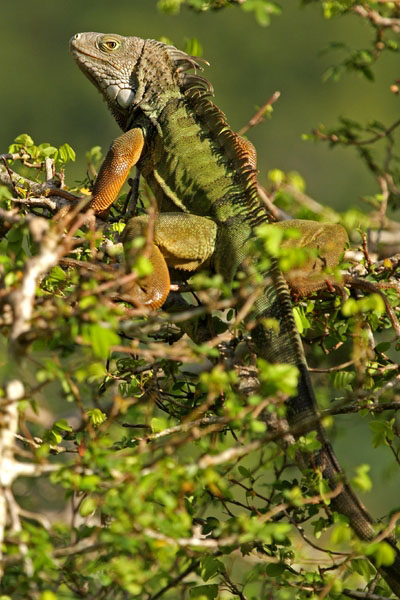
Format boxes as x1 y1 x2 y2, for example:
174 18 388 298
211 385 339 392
238 91 281 136
148 560 200 600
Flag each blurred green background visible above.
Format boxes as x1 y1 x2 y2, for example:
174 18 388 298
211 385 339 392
1 0 399 211
1 0 399 512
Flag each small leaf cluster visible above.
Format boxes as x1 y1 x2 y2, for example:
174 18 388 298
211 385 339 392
157 0 282 26
9 133 75 169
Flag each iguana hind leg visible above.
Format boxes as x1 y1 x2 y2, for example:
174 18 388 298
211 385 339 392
273 219 349 297
275 220 400 334
122 212 217 308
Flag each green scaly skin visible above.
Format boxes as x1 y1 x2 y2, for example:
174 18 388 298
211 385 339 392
70 32 400 594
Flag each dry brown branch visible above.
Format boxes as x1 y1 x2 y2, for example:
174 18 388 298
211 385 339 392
309 360 355 373
0 164 80 211
313 119 400 148
238 91 281 136
148 560 200 600
257 183 280 220
142 415 227 442
279 183 339 220
0 380 58 579
143 525 237 548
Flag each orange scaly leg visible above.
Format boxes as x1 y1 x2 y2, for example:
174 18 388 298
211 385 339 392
122 216 171 310
90 128 144 215
121 243 171 310
122 213 217 309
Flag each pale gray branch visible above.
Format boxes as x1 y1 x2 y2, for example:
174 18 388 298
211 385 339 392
9 219 61 345
353 4 400 31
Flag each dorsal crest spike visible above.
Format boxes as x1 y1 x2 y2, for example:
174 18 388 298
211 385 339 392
182 73 214 96
160 40 262 219
165 45 209 72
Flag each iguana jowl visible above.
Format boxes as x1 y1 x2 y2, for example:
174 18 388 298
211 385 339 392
70 32 400 594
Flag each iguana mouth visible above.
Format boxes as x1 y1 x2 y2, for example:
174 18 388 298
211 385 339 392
70 35 111 66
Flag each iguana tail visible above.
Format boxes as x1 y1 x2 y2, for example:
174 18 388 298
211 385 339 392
252 261 400 596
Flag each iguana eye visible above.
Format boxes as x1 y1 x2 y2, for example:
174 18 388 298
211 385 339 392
98 38 120 52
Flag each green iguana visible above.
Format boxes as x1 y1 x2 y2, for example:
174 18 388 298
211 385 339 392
70 32 400 594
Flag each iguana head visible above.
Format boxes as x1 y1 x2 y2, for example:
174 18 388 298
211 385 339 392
70 32 147 126
70 32 213 130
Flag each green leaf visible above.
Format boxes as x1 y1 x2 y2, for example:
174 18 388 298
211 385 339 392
39 593 58 600
200 556 224 581
257 359 299 397
184 37 203 57
352 464 372 493
38 144 57 158
331 522 351 545
255 222 284 256
287 171 306 192
241 0 282 27
82 323 120 359
56 143 76 164
266 562 286 577
190 584 219 599
11 133 34 149
157 0 183 14
86 145 102 163
293 306 311 334
86 408 107 428
79 497 97 517
48 265 66 282
268 168 285 185
370 419 394 447
54 419 72 432
151 417 168 433
250 419 266 433
342 293 385 317
238 466 252 479
134 255 154 277
366 541 396 567
332 370 355 390
79 295 98 310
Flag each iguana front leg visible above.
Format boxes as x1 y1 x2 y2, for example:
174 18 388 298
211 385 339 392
90 128 144 215
87 128 218 308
